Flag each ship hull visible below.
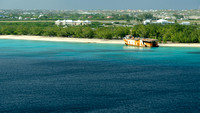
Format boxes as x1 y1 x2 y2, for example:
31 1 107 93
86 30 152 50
124 39 159 47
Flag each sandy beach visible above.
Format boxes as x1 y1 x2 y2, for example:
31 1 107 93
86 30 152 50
0 35 200 47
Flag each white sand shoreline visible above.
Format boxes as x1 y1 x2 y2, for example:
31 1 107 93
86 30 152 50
0 35 200 47
0 35 124 44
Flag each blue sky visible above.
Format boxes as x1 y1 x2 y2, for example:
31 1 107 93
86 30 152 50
0 0 199 10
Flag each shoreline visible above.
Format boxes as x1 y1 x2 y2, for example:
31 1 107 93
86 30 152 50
0 35 123 44
0 35 200 47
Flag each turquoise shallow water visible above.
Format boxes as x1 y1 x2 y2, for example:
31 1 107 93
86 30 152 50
0 39 200 112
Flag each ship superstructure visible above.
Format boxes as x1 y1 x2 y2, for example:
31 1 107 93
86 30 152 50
123 35 159 47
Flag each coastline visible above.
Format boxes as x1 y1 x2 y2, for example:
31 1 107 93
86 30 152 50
0 35 123 44
0 35 200 47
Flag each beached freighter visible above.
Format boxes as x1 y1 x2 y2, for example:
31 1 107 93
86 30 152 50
123 35 159 47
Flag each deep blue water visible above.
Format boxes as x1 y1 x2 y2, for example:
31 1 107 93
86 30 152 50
0 39 200 113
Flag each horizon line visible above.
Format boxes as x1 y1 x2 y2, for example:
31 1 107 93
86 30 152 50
1 8 200 11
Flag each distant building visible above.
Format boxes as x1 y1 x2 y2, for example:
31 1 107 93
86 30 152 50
156 19 170 24
143 20 151 25
144 19 175 25
55 20 91 26
165 17 171 20
88 16 93 19
74 20 82 25
180 22 190 25
82 20 92 25
0 15 6 18
188 16 200 20
38 15 43 18
63 20 74 26
55 20 61 25
19 16 22 20
180 17 189 20
30 18 36 20
154 19 174 24
107 16 113 19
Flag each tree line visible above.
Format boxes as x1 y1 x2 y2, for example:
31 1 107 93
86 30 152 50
0 22 200 43
0 22 130 39
131 24 200 43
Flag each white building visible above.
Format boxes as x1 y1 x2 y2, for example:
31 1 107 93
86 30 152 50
55 20 91 26
156 19 170 24
63 20 74 25
143 19 175 25
188 16 200 20
180 22 190 25
143 20 151 25
38 15 43 18
83 20 92 25
74 20 82 25
55 20 61 25
152 19 175 24
19 16 22 20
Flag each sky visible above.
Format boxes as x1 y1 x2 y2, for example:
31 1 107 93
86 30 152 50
0 0 199 10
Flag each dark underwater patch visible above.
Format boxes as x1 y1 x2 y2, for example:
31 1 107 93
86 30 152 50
4 49 76 57
78 49 155 53
187 52 200 54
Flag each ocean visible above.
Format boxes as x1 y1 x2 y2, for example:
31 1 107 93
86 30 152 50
0 39 200 112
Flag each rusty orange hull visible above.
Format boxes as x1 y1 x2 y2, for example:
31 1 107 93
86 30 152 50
124 39 159 47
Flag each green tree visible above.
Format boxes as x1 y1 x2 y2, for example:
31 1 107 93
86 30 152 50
173 14 184 19
136 13 154 22
82 27 94 38
114 27 130 39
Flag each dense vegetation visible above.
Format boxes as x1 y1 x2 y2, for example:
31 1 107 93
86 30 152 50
0 22 129 39
136 13 155 22
132 24 200 43
0 22 200 43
